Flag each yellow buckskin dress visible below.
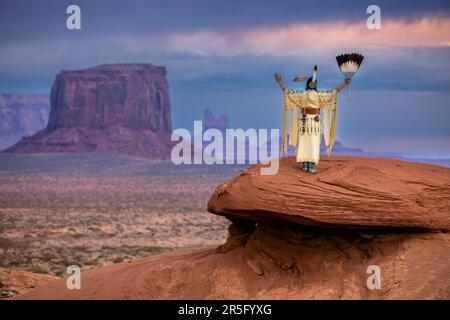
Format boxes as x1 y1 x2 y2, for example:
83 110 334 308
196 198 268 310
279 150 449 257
281 89 338 165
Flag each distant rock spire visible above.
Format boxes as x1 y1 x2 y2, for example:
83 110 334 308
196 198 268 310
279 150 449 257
203 108 229 132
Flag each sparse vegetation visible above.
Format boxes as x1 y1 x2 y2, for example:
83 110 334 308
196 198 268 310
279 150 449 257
0 153 239 275
1 289 18 298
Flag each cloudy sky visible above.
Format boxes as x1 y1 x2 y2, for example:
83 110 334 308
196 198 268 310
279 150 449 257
1 0 449 156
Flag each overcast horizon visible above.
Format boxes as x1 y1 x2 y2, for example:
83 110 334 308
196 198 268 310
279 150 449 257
1 0 449 155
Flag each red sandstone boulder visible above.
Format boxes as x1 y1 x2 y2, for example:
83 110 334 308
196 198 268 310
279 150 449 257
207 156 450 230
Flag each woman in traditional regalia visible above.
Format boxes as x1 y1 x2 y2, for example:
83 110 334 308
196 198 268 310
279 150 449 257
275 66 350 173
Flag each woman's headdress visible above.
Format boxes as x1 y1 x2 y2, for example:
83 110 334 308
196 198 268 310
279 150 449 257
293 65 318 91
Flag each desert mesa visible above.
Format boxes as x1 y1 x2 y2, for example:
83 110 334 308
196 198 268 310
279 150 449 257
5 64 173 158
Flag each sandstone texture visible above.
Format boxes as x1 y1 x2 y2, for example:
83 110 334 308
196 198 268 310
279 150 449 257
208 156 450 231
13 224 450 300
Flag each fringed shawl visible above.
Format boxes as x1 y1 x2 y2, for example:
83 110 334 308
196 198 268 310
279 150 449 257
282 89 338 156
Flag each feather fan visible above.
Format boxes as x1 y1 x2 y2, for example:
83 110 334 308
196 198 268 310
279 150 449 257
336 53 364 101
336 53 364 79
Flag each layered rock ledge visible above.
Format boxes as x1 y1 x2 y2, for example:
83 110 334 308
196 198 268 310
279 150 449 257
208 156 450 231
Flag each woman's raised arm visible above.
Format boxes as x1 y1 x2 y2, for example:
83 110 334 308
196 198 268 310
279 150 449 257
275 73 287 92
336 78 351 93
